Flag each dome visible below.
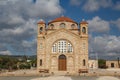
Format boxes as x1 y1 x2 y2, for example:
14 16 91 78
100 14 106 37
37 19 45 24
48 16 77 24
80 21 88 24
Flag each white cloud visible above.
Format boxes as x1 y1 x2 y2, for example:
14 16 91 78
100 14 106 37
22 39 37 48
105 36 120 52
83 0 99 12
27 0 64 17
89 35 120 58
87 16 110 33
70 0 120 12
0 19 36 36
0 50 12 55
8 14 25 25
82 0 113 12
0 0 63 55
111 18 120 30
0 0 63 25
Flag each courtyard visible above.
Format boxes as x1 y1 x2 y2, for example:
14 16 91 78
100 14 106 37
0 76 120 80
0 69 120 80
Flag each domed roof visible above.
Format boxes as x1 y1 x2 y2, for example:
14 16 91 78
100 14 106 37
80 21 88 24
48 16 77 24
37 19 45 24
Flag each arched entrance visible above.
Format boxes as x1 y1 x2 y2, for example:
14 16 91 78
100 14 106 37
58 54 67 71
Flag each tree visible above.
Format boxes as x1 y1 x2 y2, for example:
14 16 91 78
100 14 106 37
19 63 30 69
0 56 18 70
30 58 37 67
98 59 107 68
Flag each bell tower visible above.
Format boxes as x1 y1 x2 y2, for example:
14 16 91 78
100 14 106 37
79 20 89 69
80 19 88 36
37 19 46 72
37 19 46 36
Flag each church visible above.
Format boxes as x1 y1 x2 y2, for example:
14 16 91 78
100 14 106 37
37 16 88 75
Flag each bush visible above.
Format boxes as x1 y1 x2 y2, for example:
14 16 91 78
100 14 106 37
98 59 107 69
19 63 30 69
12 65 17 70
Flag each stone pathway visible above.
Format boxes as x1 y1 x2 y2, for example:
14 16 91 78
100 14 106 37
31 76 120 80
0 76 120 80
97 76 120 80
31 76 72 80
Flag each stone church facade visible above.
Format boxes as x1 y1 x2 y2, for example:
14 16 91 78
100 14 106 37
37 16 88 74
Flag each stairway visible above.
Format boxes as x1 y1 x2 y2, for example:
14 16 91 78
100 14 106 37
52 71 69 76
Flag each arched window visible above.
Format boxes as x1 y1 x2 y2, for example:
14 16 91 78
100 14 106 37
82 27 86 34
58 40 66 53
40 27 43 33
71 24 75 29
60 23 65 28
40 59 42 66
52 43 57 52
50 24 54 29
83 59 86 66
68 43 73 53
52 40 73 53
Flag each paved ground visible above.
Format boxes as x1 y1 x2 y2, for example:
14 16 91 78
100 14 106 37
31 76 72 80
0 76 120 80
0 69 120 80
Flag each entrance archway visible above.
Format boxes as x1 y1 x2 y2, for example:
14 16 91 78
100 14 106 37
58 54 66 71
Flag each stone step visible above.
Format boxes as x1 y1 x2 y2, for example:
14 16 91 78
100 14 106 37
52 71 68 76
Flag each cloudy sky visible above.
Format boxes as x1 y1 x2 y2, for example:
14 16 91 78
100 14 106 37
0 0 120 59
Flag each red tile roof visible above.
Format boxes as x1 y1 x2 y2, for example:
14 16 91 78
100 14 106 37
48 16 77 24
80 21 88 24
37 19 45 24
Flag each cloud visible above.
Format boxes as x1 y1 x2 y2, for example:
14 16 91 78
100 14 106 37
87 16 110 33
70 0 120 12
7 14 25 25
105 36 120 53
25 0 64 18
114 1 120 10
83 0 112 12
89 35 120 59
0 50 12 55
0 0 63 55
0 19 37 55
22 39 37 48
111 18 120 30
83 0 99 12
0 0 63 22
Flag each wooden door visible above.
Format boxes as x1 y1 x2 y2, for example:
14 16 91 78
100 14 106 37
58 55 66 71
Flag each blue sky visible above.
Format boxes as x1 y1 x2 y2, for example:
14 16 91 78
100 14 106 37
0 0 120 59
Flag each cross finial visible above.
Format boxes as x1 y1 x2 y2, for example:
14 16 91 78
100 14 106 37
40 19 44 22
